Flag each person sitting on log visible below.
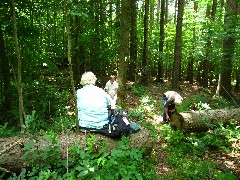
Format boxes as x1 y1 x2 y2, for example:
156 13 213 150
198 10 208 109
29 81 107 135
163 91 183 123
77 71 111 130
105 75 118 110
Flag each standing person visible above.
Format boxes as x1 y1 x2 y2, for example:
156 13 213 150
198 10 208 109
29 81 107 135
77 71 111 129
162 91 183 123
105 75 118 109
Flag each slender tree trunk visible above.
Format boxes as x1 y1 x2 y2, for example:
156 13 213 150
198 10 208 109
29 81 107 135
174 0 177 23
12 0 25 130
129 0 137 82
118 0 130 104
64 0 79 132
203 0 217 88
0 24 11 124
141 0 149 85
235 69 239 92
78 17 86 77
109 1 113 43
202 4 211 88
172 0 184 90
185 0 197 85
73 15 80 87
186 0 197 85
149 0 154 33
157 0 165 83
217 0 237 99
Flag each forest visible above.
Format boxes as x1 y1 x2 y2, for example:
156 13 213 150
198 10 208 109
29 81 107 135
0 0 239 179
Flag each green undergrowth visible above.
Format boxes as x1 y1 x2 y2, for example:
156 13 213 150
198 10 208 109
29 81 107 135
156 121 239 179
1 84 239 179
4 134 157 180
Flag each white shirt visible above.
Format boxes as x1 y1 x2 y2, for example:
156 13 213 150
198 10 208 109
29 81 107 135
105 80 118 96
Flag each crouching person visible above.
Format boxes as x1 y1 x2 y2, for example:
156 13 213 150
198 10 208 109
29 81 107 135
77 71 111 130
163 91 183 123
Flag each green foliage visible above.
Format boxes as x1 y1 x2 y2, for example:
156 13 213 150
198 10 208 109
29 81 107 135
211 95 238 109
128 109 145 121
178 93 210 112
70 136 146 180
20 131 62 172
128 94 159 121
159 123 239 179
10 134 151 179
0 123 18 137
131 85 148 97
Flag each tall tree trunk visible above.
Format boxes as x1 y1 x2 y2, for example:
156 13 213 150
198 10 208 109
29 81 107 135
118 0 130 104
165 0 169 24
165 0 171 80
0 24 11 125
78 17 86 77
157 0 165 83
141 0 149 85
202 4 211 88
202 0 217 88
73 15 80 87
172 0 184 90
129 0 137 82
64 0 79 132
174 0 177 23
12 0 25 130
186 0 197 84
149 0 154 33
89 0 101 75
235 68 240 92
216 0 237 99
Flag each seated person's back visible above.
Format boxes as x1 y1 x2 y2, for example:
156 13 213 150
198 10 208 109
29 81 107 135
77 72 111 129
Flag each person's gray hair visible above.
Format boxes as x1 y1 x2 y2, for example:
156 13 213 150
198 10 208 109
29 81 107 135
80 71 97 86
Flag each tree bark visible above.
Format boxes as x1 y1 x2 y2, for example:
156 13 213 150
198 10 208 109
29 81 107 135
129 0 137 82
202 0 217 88
141 0 149 85
172 0 184 90
0 24 11 125
64 0 79 132
0 128 152 172
235 68 240 92
157 0 165 83
118 0 130 104
12 0 25 130
171 108 240 132
217 0 237 99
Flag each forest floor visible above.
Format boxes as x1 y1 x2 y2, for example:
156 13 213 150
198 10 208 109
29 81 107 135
124 80 240 178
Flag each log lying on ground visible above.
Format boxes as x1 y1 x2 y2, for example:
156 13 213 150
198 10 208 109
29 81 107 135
0 128 153 172
171 108 240 132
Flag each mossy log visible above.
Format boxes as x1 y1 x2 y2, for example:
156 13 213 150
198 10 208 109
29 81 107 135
171 108 240 132
0 128 153 173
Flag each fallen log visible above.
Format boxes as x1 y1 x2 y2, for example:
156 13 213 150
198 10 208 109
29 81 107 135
0 128 153 173
171 108 240 132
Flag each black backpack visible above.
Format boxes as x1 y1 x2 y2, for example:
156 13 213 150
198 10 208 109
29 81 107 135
99 109 131 138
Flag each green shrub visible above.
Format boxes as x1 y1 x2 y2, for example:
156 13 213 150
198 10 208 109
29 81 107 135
9 133 153 179
0 123 18 137
131 85 148 96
